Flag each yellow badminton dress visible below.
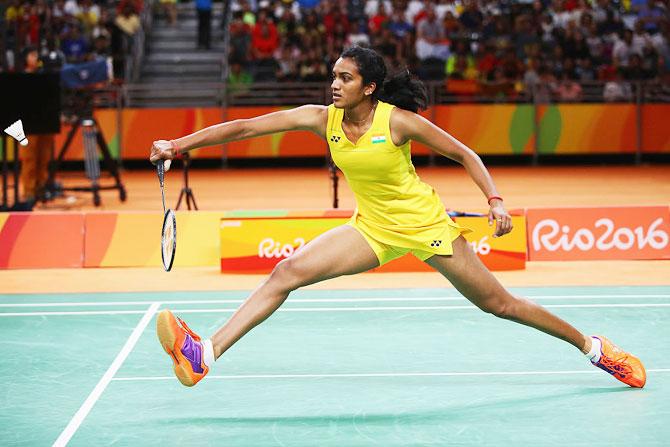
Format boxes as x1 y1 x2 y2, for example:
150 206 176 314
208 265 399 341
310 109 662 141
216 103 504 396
327 101 471 265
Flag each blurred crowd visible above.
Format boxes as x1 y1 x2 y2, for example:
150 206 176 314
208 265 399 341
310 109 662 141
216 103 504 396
1 0 144 77
228 0 670 101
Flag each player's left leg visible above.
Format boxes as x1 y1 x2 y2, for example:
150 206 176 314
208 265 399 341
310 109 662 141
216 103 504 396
425 236 646 388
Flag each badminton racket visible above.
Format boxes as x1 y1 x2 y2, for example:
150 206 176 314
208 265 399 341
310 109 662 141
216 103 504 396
157 160 176 271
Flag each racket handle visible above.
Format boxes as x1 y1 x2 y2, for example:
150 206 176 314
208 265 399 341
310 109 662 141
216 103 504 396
156 160 164 185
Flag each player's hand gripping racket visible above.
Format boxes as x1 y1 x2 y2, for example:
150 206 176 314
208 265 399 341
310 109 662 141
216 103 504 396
157 160 176 271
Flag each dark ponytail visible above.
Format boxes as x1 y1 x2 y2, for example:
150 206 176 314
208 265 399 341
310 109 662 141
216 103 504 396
379 70 428 113
340 45 428 113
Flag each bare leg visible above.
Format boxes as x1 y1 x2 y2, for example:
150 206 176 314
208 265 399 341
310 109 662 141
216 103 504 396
210 225 379 358
425 236 591 353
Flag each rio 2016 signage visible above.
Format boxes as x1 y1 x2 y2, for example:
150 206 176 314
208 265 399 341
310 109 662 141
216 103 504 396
527 207 670 261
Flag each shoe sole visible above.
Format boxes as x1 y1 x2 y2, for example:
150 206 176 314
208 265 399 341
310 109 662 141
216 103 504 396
156 309 198 387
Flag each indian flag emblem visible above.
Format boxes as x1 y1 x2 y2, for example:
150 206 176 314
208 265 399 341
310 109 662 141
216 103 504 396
371 135 386 144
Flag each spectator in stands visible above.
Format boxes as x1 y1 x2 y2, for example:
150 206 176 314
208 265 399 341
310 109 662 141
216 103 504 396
20 46 54 208
230 11 252 64
575 57 597 81
296 10 325 48
442 10 462 38
77 0 99 36
365 0 392 20
252 10 279 59
196 0 212 50
374 27 401 65
522 57 541 98
367 1 388 37
159 0 177 27
92 34 111 58
347 19 371 47
228 60 253 94
459 0 484 32
117 0 144 15
387 8 413 39
274 45 299 81
115 3 140 39
637 0 665 35
603 70 633 101
251 10 280 81
445 40 472 76
612 29 639 71
322 4 350 38
640 43 660 79
450 53 479 80
514 14 539 62
415 6 450 61
276 8 300 47
534 66 558 103
556 72 583 101
239 0 256 26
61 25 89 63
298 48 327 81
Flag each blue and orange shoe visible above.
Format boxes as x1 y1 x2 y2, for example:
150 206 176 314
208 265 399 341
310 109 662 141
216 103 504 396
591 335 646 388
157 309 209 387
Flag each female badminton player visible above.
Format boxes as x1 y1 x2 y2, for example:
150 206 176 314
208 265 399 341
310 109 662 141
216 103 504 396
150 46 645 388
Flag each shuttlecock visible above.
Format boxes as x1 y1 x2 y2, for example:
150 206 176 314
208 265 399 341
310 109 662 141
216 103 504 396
4 120 28 146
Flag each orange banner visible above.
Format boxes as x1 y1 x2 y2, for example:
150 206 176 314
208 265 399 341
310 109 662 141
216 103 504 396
49 104 670 161
527 206 670 261
0 212 84 268
220 214 526 273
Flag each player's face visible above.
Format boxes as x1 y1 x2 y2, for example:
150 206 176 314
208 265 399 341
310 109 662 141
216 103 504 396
331 57 375 108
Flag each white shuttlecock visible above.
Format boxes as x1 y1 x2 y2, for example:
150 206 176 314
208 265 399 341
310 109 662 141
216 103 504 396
4 120 28 146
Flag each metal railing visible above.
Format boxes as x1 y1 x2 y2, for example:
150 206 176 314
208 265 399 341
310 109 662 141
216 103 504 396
117 79 670 107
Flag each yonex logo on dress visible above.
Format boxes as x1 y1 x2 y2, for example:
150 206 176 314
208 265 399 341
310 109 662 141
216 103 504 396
430 240 442 247
330 136 341 143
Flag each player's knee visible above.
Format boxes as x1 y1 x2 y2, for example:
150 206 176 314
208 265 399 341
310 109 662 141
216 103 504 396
481 295 515 320
270 257 306 292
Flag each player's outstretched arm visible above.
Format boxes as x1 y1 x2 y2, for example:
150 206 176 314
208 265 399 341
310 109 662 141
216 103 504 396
149 105 328 165
390 108 512 237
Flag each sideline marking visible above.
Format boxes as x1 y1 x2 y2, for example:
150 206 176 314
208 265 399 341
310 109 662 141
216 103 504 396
52 303 160 447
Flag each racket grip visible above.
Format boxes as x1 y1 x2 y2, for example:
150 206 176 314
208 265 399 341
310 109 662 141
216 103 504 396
156 160 164 185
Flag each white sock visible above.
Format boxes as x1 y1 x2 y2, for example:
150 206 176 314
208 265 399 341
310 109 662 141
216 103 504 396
202 339 215 368
585 336 602 363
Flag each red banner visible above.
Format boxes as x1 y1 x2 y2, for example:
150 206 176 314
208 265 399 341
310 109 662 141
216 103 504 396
527 206 670 261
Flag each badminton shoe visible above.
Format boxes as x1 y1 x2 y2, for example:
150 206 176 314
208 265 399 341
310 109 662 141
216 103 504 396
157 309 209 387
591 336 646 388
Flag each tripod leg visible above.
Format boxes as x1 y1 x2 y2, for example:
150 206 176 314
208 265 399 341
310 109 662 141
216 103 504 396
93 119 125 196
175 188 185 210
44 120 81 200
83 120 102 206
187 189 198 210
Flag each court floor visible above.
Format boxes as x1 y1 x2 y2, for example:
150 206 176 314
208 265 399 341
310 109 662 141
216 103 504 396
2 286 669 446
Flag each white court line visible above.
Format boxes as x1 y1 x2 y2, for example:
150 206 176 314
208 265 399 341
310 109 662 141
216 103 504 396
1 294 669 308
4 303 670 317
0 310 148 317
52 303 160 447
112 368 670 382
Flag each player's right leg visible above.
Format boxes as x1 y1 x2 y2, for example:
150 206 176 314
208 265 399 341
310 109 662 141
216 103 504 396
157 225 380 386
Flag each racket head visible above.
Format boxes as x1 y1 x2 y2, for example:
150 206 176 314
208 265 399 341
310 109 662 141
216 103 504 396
161 209 176 272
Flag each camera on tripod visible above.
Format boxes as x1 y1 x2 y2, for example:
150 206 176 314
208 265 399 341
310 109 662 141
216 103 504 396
44 57 126 206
